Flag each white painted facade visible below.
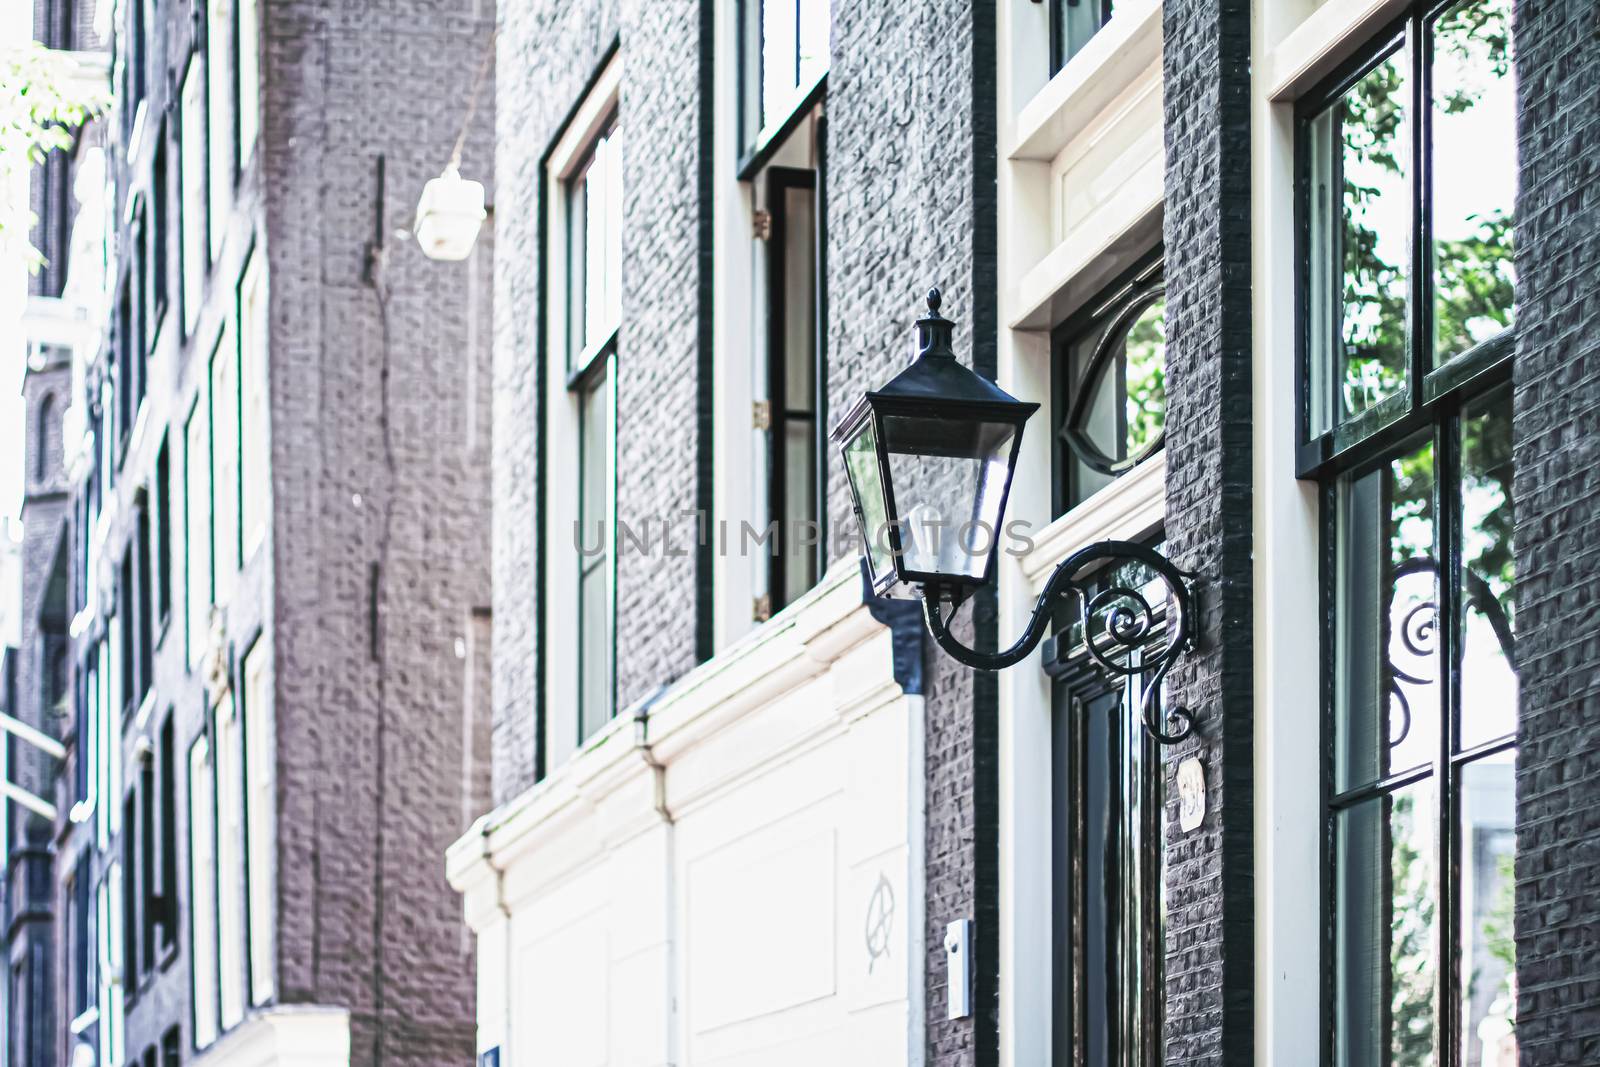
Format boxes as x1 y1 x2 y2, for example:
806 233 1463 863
447 565 925 1067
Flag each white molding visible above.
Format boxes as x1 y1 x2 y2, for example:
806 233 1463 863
1007 0 1163 163
194 1006 350 1067
1018 452 1167 592
547 55 623 181
1265 0 1411 102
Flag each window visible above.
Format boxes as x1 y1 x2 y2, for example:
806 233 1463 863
156 439 173 625
564 114 621 741
98 865 126 1064
1298 0 1515 468
1052 257 1165 513
140 755 156 977
238 251 268 560
215 690 245 1030
72 851 92 1020
152 120 170 333
163 1026 180 1067
122 791 138 994
1300 6 1518 1064
159 714 178 954
189 731 218 1049
754 161 824 616
238 0 260 168
207 0 235 260
180 57 207 336
737 0 829 167
1047 554 1168 1067
119 552 135 716
33 393 54 481
185 389 212 669
241 636 274 1004
211 319 241 607
133 203 150 366
115 278 135 449
136 502 154 705
1048 0 1113 75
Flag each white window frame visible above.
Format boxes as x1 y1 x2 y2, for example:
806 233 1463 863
238 249 269 563
206 0 234 262
543 53 622 770
215 689 245 1030
189 731 219 1049
180 56 207 338
241 635 275 1005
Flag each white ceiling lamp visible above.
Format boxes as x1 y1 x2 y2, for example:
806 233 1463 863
415 30 496 262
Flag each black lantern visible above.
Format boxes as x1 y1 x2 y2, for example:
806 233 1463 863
832 289 1039 597
836 288 1203 745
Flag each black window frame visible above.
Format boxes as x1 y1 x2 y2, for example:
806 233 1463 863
1293 0 1516 477
1298 6 1520 1065
1049 252 1166 517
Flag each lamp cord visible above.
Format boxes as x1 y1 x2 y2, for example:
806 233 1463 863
448 28 499 173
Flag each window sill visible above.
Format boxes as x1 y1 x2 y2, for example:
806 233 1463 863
737 73 827 181
1008 0 1162 163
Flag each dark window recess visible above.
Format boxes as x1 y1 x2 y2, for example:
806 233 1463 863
141 755 157 975
760 166 823 615
137 503 154 706
1299 5 1519 1063
159 713 178 950
162 1027 180 1067
1051 255 1165 514
156 441 173 623
119 551 135 716
152 121 170 326
1045 551 1168 1067
123 790 139 992
116 279 134 450
74 662 89 802
143 1044 156 1067
737 0 829 166
133 205 150 371
73 850 92 1018
1047 0 1113 76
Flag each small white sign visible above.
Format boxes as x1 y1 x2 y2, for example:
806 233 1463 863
1177 757 1206 833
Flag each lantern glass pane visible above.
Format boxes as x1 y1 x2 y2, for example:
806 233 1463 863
842 417 892 582
882 415 1017 581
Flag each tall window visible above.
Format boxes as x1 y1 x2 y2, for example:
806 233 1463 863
136 502 154 705
180 57 207 337
1048 0 1114 75
72 851 92 1021
152 120 170 333
237 0 260 169
241 637 274 1004
238 251 269 560
189 731 218 1049
1299 5 1518 1065
211 319 241 606
185 390 213 668
156 439 173 625
115 278 135 449
1047 555 1167 1067
1052 256 1165 513
159 713 178 954
564 114 621 741
737 0 829 167
207 0 234 261
215 691 245 1029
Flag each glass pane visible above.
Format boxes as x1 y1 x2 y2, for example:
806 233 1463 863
782 186 816 413
843 418 891 581
761 0 799 132
782 418 815 605
1307 50 1411 434
884 416 1016 580
1431 0 1515 365
746 0 829 145
1335 780 1438 1067
579 565 611 740
578 368 611 738
1457 751 1517 1067
1074 295 1166 470
579 366 610 550
1459 395 1516 749
566 171 588 369
1336 439 1438 792
1054 0 1111 73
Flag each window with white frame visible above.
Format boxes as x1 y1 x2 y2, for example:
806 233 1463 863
206 0 234 261
238 251 268 561
237 0 260 169
241 636 274 1004
737 0 829 167
210 320 240 607
188 731 218 1049
215 689 245 1030
180 57 207 336
185 389 212 669
548 58 622 755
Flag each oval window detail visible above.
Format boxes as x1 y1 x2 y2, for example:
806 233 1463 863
1062 282 1167 478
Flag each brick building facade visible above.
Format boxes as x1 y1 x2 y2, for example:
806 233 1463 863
4 0 497 1064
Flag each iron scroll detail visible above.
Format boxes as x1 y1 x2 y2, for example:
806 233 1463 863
921 540 1198 744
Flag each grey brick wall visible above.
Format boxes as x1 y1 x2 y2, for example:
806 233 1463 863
260 2 495 1064
1159 0 1255 1063
825 3 996 1064
1512 2 1600 1064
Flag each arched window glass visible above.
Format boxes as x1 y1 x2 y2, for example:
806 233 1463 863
1052 258 1165 513
35 394 56 482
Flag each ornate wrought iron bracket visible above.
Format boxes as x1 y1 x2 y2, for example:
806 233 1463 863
921 539 1199 745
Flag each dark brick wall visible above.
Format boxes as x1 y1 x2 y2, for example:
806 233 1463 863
261 3 495 1064
825 2 996 1064
1511 2 1600 1064
1159 0 1255 1063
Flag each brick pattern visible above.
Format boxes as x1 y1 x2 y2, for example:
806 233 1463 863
1512 2 1600 1064
261 4 495 1064
1159 0 1255 1063
824 3 996 1064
